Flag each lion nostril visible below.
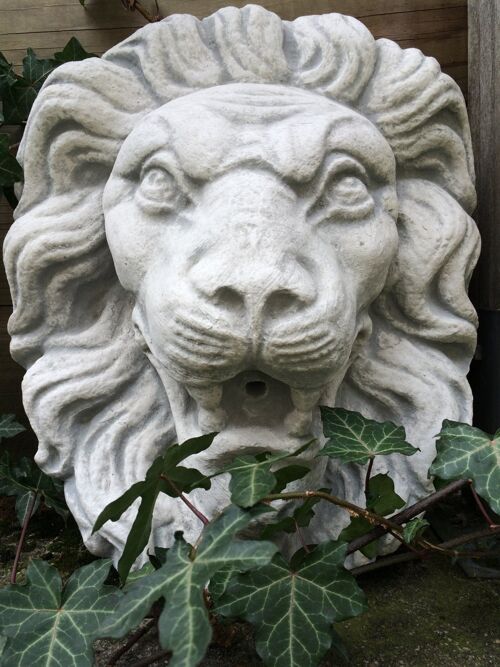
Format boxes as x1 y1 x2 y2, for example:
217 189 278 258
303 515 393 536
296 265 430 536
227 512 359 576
212 286 245 311
265 289 308 317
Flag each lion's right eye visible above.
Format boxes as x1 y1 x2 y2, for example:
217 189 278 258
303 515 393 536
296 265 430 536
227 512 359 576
136 166 185 212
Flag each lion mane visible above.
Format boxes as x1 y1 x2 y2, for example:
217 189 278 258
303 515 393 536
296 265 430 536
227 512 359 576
4 6 479 558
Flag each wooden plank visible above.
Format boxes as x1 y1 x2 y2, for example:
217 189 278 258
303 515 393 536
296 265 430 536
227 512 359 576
0 0 467 17
0 26 140 51
0 0 468 35
468 0 500 311
4 7 464 51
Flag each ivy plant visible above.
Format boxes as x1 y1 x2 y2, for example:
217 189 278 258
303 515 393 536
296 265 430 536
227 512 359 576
1 409 499 666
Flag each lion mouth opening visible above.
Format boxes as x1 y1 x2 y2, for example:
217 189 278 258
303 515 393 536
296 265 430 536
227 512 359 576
156 367 324 472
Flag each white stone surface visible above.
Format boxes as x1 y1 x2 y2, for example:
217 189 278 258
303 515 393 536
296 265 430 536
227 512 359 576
3 5 480 564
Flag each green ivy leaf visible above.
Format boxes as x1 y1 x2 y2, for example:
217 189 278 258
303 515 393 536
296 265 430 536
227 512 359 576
271 463 310 492
0 559 122 666
1 48 58 123
224 440 314 507
22 48 56 90
338 474 404 558
339 517 378 559
0 452 68 525
0 414 25 442
0 52 18 97
260 494 323 539
54 37 95 63
403 518 429 544
430 420 500 514
320 407 418 465
0 135 23 187
217 540 366 667
102 505 278 667
93 433 216 582
366 473 405 516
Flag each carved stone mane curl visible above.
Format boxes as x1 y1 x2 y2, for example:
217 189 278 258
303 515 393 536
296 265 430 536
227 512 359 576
4 6 479 557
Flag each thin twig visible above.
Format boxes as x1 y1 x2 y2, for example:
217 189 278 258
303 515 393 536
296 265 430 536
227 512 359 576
346 478 470 554
130 649 171 667
469 484 499 528
107 618 156 666
350 525 500 576
436 524 500 550
121 0 162 22
10 489 38 584
351 551 417 576
264 488 486 559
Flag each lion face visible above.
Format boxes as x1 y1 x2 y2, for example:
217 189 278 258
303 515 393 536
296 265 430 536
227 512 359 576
103 84 398 467
5 6 479 561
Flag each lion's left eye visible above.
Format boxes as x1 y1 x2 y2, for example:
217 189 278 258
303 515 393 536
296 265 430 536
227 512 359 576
317 175 374 220
136 166 184 212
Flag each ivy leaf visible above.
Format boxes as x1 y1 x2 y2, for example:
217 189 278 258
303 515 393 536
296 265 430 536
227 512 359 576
0 559 122 666
54 37 95 63
0 414 25 442
0 135 23 187
2 48 58 123
339 474 404 558
0 452 68 525
339 517 378 559
366 473 405 516
102 505 278 667
260 494 323 539
319 406 418 465
224 440 314 507
217 540 366 667
0 52 18 96
22 48 56 90
403 518 429 544
271 463 310 492
430 421 500 514
94 433 216 582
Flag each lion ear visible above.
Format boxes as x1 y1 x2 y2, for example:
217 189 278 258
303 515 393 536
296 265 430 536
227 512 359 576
361 39 475 212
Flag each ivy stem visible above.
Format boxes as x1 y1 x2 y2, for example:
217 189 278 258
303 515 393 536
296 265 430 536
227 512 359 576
263 489 483 558
106 618 156 666
346 478 470 554
469 483 499 528
10 489 38 584
364 457 374 497
351 524 500 576
121 0 161 22
264 490 399 534
161 475 209 526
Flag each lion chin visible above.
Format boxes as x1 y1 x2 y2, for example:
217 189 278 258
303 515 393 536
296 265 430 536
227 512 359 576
4 6 480 567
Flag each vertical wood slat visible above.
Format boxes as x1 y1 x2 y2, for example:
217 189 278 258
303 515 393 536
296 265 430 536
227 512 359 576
468 0 500 311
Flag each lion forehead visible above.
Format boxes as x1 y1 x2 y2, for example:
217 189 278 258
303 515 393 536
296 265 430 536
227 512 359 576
111 84 395 184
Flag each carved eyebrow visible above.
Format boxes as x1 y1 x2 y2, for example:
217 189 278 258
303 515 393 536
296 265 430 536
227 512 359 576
298 153 369 210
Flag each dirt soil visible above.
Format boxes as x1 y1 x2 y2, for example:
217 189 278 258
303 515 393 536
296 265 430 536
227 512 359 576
1 496 499 666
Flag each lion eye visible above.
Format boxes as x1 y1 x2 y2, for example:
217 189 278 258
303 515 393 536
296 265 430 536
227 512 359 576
318 174 374 221
137 166 184 212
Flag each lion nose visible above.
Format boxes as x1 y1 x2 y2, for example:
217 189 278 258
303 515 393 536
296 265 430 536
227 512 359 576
190 260 317 319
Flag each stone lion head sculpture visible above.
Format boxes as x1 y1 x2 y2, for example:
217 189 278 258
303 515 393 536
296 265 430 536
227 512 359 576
4 5 479 561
